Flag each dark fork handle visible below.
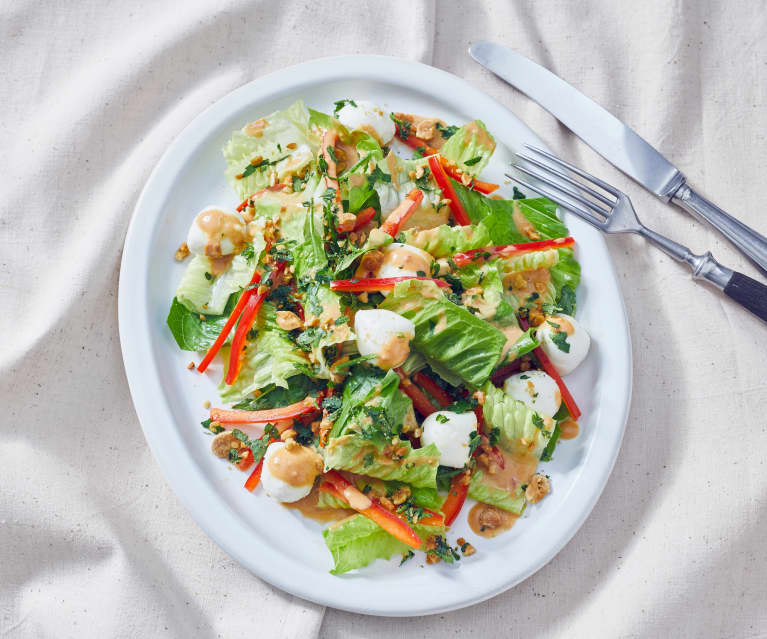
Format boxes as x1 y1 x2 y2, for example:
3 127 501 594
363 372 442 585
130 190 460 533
723 272 767 323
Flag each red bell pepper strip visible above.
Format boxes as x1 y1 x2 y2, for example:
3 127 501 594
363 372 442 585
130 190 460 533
438 156 499 194
393 125 439 156
453 236 575 268
211 396 320 425
242 427 281 491
379 189 424 236
320 130 340 200
518 316 581 420
236 448 255 471
412 372 452 408
427 155 471 226
441 473 469 527
197 268 263 374
330 276 449 293
225 261 286 384
351 206 377 231
322 471 423 549
395 369 438 417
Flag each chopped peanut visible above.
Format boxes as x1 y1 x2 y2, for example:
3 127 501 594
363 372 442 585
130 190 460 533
276 310 303 331
390 486 411 506
280 428 297 442
174 242 190 261
525 474 550 503
337 211 357 233
478 506 502 529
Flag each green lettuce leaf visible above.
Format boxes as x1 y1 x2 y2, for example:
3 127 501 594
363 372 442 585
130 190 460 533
218 328 308 403
322 514 444 574
401 223 491 258
166 296 236 352
440 120 496 176
468 470 526 514
379 279 506 387
323 436 440 488
232 374 326 410
223 100 315 199
333 228 393 276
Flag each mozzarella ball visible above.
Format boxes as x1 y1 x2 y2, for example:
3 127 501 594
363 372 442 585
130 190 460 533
503 370 562 418
187 206 246 257
377 243 434 279
261 441 322 503
535 314 591 376
336 100 396 145
354 309 415 370
421 411 477 469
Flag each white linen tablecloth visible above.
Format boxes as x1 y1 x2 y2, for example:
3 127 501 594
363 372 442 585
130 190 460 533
2 1 766 637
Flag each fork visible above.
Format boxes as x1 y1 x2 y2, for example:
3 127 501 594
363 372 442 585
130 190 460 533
508 145 767 324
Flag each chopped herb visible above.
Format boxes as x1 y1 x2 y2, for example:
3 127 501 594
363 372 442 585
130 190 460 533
396 500 426 524
238 155 289 180
464 156 482 166
468 430 481 456
435 122 459 139
446 397 478 414
333 98 357 117
399 550 415 566
413 146 425 159
317 154 328 175
204 272 213 281
227 448 242 464
429 261 441 278
436 465 463 492
292 173 310 193
361 484 372 494
326 145 338 163
512 186 526 200
532 413 545 429
232 424 278 465
415 166 432 190
540 423 561 461
322 395 343 414
240 243 256 260
519 374 530 380
389 113 412 139
427 535 460 563
367 165 392 187
435 414 449 424
296 327 326 352
362 452 375 468
551 330 571 353
488 426 500 447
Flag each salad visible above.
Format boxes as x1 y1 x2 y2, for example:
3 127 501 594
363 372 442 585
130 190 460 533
167 98 590 574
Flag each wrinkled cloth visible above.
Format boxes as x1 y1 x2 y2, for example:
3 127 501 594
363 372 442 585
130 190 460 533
2 1 766 637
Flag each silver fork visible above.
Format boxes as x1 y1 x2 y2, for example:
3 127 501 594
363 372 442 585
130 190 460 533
508 145 767 324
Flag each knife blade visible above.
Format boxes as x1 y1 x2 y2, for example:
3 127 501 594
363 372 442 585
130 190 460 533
469 40 767 274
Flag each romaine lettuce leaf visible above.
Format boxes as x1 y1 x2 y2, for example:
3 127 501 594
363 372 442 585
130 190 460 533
166 296 236 352
440 120 496 176
223 100 315 199
401 223 491 258
468 470 526 514
379 279 506 387
322 514 444 574
232 374 326 410
323 436 440 488
218 328 309 403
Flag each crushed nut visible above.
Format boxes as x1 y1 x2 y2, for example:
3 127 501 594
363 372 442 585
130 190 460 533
276 310 303 331
286 142 297 150
280 428 297 442
478 506 502 529
187 361 196 370
408 170 416 180
414 118 437 140
390 486 411 505
461 173 472 186
525 474 550 503
426 553 441 564
284 439 300 451
174 242 190 261
211 431 238 458
202 400 211 409
336 211 357 233
414 164 425 179
379 496 395 511
529 307 545 327
355 249 384 278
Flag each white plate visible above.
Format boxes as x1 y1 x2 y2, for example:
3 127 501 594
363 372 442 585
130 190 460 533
118 55 632 616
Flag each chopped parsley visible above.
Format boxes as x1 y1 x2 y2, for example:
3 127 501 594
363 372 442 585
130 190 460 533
333 98 357 117
389 113 412 139
326 145 338 163
551 330 571 353
362 452 376 468
435 414 449 424
415 166 432 190
237 155 288 180
399 550 415 566
488 427 500 447
396 500 426 524
532 413 545 429
427 535 460 563
232 424 278 465
512 186 526 200
468 430 481 456
464 156 482 166
204 271 213 281
413 145 426 158
296 327 326 352
435 122 459 139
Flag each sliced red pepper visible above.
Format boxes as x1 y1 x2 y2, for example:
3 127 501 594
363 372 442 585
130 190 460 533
225 261 286 385
441 473 469 527
320 129 340 200
438 156 498 194
489 360 523 387
197 269 263 374
330 275 449 293
412 372 452 408
394 125 439 156
236 448 255 471
395 369 438 417
379 188 424 236
518 316 581 420
351 206 377 231
322 471 423 549
210 396 320 425
244 460 264 492
453 236 575 268
427 155 471 226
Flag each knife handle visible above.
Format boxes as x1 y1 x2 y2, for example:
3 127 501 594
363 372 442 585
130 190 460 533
723 271 767 324
671 183 767 274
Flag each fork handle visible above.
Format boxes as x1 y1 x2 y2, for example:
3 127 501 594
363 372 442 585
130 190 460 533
671 183 767 275
723 272 767 323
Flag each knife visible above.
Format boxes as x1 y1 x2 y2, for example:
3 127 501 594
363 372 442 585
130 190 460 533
469 41 767 274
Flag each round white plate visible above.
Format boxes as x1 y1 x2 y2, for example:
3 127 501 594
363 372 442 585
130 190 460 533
119 55 632 616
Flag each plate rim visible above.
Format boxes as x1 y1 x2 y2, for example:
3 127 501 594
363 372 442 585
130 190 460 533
118 54 632 616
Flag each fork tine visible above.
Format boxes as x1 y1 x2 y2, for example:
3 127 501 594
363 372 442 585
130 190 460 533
524 145 621 197
516 151 616 208
511 163 611 217
509 175 608 230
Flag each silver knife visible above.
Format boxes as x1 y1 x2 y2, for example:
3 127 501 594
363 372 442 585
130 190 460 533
469 41 767 274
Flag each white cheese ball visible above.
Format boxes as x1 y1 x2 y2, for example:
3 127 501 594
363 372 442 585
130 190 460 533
421 410 477 469
354 309 415 370
260 442 314 503
535 314 591 376
503 370 562 418
336 100 396 145
187 206 245 257
376 243 434 279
